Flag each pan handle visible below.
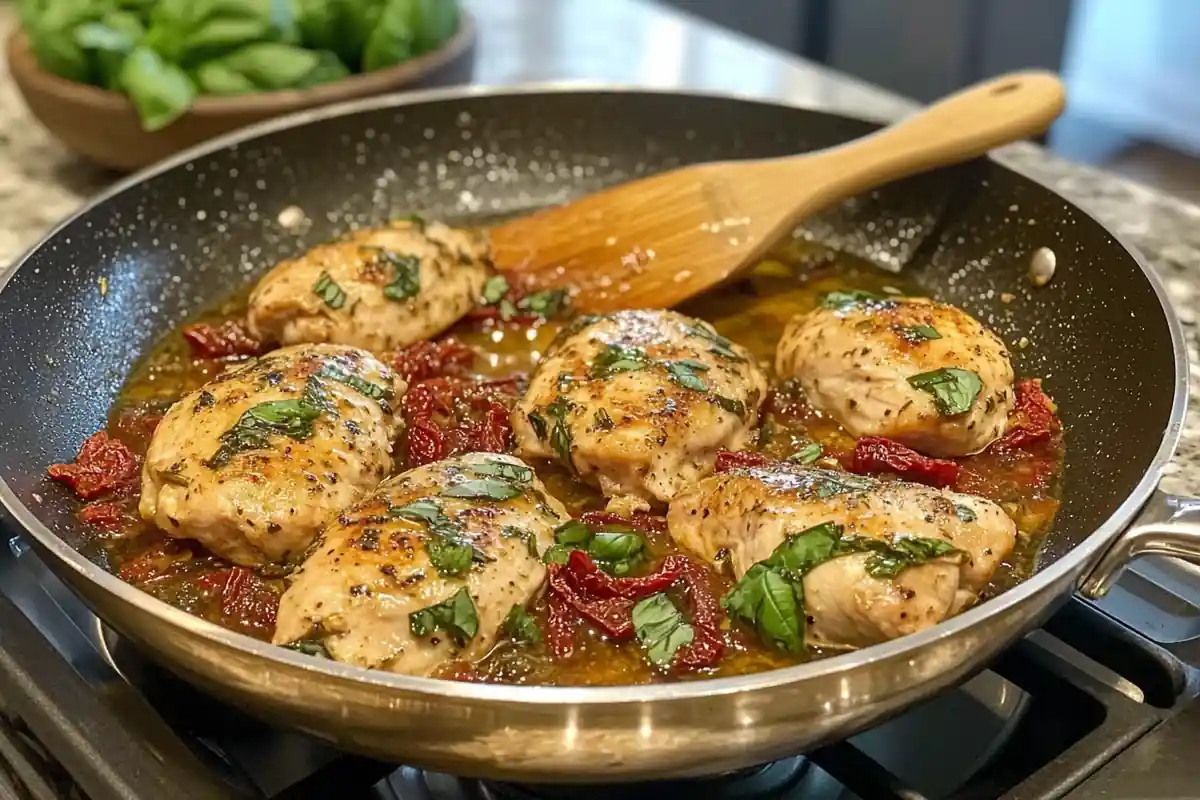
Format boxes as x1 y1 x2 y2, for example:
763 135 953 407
1078 490 1200 598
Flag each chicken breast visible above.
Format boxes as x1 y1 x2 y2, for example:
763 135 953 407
776 295 1013 457
139 344 403 567
667 463 1016 649
512 310 768 504
247 220 490 353
273 453 565 674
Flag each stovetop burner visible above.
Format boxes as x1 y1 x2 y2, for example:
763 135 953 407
0 524 1197 800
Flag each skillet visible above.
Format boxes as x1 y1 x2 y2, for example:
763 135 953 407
0 86 1198 781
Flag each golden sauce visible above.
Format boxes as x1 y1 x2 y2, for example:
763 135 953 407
82 240 1061 685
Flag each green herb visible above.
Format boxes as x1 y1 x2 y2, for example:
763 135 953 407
391 499 484 576
633 594 694 666
853 535 963 579
502 603 542 646
206 398 321 467
442 478 523 502
553 520 591 546
590 344 652 379
684 322 744 361
424 538 475 576
722 565 803 653
501 525 540 558
403 213 427 230
470 460 534 484
802 468 877 499
549 520 645 575
820 290 887 312
363 0 416 71
498 299 518 320
907 368 983 415
481 275 510 304
527 411 548 440
712 394 747 417
194 42 323 92
312 271 347 309
118 46 196 132
517 288 569 318
362 248 422 302
664 359 709 392
409 587 479 647
954 504 977 523
594 408 615 430
788 442 824 464
544 398 575 470
541 545 571 565
755 420 775 447
315 364 389 402
897 324 942 342
283 640 331 658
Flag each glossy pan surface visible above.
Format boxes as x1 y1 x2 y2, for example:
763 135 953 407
0 87 1187 780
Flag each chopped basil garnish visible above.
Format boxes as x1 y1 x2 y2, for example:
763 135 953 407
820 289 886 312
501 525 540 558
541 545 571 565
544 398 575 470
312 271 346 309
553 520 591 546
470 460 534 483
788 442 824 464
897 324 941 342
664 359 709 392
808 469 877 498
283 640 331 658
907 367 983 415
481 275 510 304
590 344 652 379
362 247 421 302
409 587 479 647
527 411 548 440
684 322 744 362
517 288 569 318
722 521 963 652
594 408 615 430
547 519 645 575
315 364 389 402
402 213 427 231
391 499 486 576
206 397 321 467
498 299 518 320
503 604 542 645
712 394 747 417
954 504 977 523
442 478 523 501
633 593 694 667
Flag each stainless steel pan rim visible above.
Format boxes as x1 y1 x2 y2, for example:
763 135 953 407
0 83 1189 707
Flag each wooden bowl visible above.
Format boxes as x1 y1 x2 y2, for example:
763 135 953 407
7 14 476 172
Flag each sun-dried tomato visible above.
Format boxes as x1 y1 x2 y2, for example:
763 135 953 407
47 432 139 500
117 541 193 584
198 567 279 637
578 511 668 534
181 320 264 359
547 564 635 640
78 500 130 532
564 550 686 600
391 338 475 384
401 376 522 468
673 558 725 670
849 436 960 488
714 449 771 472
992 379 1060 453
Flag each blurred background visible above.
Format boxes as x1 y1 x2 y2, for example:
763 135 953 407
669 0 1200 201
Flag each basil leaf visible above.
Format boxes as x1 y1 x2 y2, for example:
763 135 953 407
501 525 540 558
412 0 460 53
820 290 886 312
442 478 523 502
664 360 708 392
684 322 744 362
75 12 144 90
542 544 571 565
788 442 824 464
907 368 983 415
391 499 486 575
312 271 347 309
861 536 962 579
425 538 474 576
503 603 542 645
470 460 534 484
527 411 548 441
481 275 509 304
712 394 747 418
633 594 694 667
954 504 977 523
206 398 320 467
802 468 877 499
498 299 518 320
201 42 320 91
294 49 351 88
553 520 591 546
362 248 422 302
409 587 479 647
594 408 614 430
589 532 644 564
118 46 196 132
363 0 416 72
590 344 651 379
315 364 389 402
897 324 941 342
283 640 331 658
544 398 575 470
722 564 804 653
762 522 843 580
517 289 569 318
25 0 105 82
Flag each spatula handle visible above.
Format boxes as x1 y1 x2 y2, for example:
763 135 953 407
796 71 1066 207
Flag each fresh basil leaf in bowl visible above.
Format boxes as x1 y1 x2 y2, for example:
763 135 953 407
118 46 196 131
363 0 416 73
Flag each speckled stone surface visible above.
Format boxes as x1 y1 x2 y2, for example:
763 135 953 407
0 0 1195 495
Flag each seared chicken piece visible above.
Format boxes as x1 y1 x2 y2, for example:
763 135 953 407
273 453 565 674
667 463 1016 648
247 220 489 352
512 310 768 504
139 344 403 566
776 295 1013 457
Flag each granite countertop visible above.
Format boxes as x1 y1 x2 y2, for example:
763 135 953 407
0 0 1196 495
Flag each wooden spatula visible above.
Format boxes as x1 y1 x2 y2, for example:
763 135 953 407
489 71 1065 312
